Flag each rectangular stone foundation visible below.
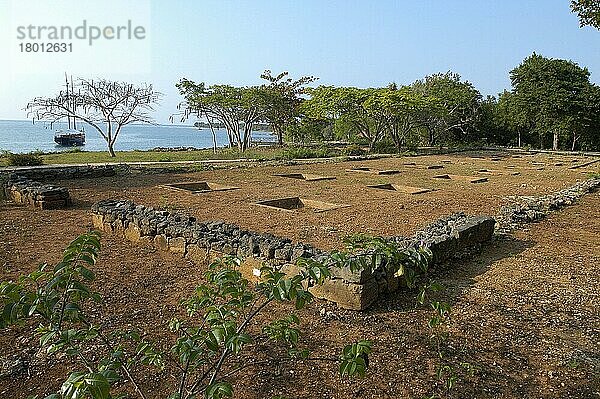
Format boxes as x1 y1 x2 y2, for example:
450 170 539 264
91 199 495 311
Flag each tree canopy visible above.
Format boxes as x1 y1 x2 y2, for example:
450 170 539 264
258 70 317 145
177 80 262 152
411 72 482 146
571 0 600 29
175 58 600 152
509 53 596 150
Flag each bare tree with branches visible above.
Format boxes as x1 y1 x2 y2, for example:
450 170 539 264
26 78 160 157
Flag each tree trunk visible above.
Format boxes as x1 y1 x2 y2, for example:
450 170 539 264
572 133 577 151
108 143 116 157
207 118 218 154
518 131 522 147
428 127 436 146
553 131 559 151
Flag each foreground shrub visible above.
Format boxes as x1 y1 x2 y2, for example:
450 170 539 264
0 232 372 399
341 144 367 156
281 146 339 160
4 151 44 166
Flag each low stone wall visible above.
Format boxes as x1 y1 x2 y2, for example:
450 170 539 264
4 174 72 210
495 177 600 234
0 164 124 181
91 199 495 310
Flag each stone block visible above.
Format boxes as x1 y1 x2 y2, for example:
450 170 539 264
330 264 372 284
239 257 264 282
186 244 209 264
429 235 458 264
221 243 235 255
456 216 495 248
91 214 104 229
274 247 292 261
280 262 301 278
154 234 169 251
12 190 22 203
168 237 187 254
124 225 141 242
309 278 379 311
40 199 69 210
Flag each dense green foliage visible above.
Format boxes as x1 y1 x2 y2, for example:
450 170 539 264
176 57 600 153
176 71 315 152
2 150 44 166
571 0 600 29
258 70 317 145
507 53 600 150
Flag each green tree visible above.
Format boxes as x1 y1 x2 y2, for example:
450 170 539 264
27 79 160 157
303 86 388 150
258 70 317 145
475 95 503 146
177 80 262 152
477 91 534 148
509 53 593 150
411 72 482 146
379 85 433 150
572 83 600 150
571 0 600 29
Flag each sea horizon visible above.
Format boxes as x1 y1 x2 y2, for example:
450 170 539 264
0 119 276 154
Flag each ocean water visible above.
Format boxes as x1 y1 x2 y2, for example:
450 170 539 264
0 120 276 154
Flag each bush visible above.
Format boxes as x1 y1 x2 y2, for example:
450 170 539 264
371 139 397 154
587 171 600 179
4 151 44 166
281 146 339 160
341 144 367 156
0 232 373 399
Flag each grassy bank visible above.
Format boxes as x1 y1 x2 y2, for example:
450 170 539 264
0 145 353 166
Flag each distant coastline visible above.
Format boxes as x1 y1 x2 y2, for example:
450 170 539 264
194 121 272 132
0 120 276 154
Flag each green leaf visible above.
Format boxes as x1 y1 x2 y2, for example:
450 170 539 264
78 266 95 281
205 381 233 399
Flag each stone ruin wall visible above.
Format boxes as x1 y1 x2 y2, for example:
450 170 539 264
91 199 496 310
3 174 71 210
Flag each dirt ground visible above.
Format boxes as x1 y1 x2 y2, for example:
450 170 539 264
0 151 599 398
53 151 598 250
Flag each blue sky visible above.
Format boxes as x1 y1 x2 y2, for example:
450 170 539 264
1 0 599 123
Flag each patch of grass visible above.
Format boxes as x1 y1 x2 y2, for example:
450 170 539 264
0 145 353 167
587 171 600 179
37 147 286 165
341 144 367 156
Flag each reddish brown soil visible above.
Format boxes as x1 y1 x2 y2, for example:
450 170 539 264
1 152 599 398
54 152 596 250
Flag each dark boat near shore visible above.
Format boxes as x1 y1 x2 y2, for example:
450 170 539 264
54 73 85 147
54 129 85 146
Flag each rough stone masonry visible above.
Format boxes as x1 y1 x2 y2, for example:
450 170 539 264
91 200 495 310
3 174 71 210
